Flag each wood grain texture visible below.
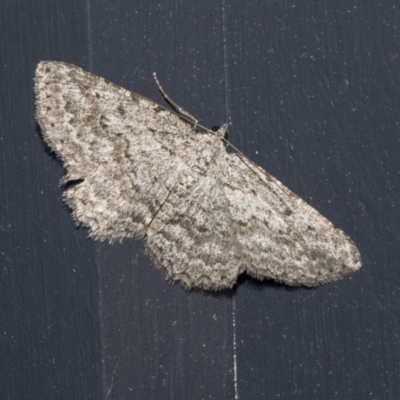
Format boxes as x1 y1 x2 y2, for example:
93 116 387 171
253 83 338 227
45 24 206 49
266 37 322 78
1 0 400 399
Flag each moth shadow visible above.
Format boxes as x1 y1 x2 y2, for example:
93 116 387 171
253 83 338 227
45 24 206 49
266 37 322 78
34 122 63 163
200 273 310 300
236 273 311 293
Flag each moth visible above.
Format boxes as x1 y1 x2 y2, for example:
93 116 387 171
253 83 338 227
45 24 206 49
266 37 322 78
35 61 361 290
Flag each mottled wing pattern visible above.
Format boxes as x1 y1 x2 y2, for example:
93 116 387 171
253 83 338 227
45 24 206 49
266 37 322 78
215 153 361 286
147 174 244 290
36 61 361 290
35 61 201 241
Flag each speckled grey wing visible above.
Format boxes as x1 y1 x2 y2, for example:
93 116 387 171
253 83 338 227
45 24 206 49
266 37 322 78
216 153 361 286
146 174 244 290
35 61 200 241
35 61 361 290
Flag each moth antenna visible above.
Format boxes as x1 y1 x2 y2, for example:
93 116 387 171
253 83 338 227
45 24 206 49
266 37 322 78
153 72 199 129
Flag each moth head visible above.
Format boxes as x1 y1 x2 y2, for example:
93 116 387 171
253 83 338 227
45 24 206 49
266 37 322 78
210 123 229 141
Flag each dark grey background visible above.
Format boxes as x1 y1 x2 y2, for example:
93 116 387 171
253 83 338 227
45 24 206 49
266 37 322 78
1 1 399 399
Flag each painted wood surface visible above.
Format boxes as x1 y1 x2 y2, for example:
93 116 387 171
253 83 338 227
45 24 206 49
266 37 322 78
1 1 399 399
